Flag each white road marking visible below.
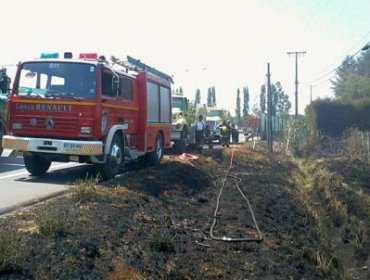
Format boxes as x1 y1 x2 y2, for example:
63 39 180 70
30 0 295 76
0 162 77 180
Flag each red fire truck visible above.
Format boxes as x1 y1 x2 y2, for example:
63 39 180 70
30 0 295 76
2 53 172 179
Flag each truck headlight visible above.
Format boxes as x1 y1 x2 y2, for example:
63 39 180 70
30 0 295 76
12 123 23 130
172 123 181 130
80 126 92 134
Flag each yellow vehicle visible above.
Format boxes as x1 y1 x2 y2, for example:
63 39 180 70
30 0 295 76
171 95 196 153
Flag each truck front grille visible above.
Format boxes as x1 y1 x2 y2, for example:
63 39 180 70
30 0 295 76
23 116 77 136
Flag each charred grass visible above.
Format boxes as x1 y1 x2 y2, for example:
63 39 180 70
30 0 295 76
0 146 368 279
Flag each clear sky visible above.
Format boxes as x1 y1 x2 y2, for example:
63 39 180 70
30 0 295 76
2 0 370 115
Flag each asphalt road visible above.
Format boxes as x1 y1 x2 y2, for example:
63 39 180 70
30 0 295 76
0 132 247 215
0 149 95 215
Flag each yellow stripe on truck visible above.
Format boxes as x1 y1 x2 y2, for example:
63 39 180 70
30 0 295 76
2 136 103 156
13 100 96 106
2 137 28 150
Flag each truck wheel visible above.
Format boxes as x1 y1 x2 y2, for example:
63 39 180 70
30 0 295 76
99 133 124 179
147 133 163 166
175 129 187 154
24 153 52 176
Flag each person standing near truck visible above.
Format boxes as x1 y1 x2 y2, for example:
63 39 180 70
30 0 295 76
231 123 239 144
219 120 231 147
195 114 205 152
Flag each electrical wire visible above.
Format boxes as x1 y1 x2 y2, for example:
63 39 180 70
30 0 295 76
305 0 331 40
304 29 370 85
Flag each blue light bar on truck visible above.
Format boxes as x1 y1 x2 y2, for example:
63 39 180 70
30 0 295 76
41 53 59 59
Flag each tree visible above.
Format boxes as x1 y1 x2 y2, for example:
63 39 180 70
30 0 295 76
275 82 291 114
260 82 291 116
242 86 250 117
332 53 370 100
207 87 216 107
252 103 261 116
207 87 212 107
195 89 201 104
212 86 216 107
235 88 242 127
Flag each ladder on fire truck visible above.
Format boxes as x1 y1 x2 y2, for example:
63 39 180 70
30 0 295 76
124 56 174 84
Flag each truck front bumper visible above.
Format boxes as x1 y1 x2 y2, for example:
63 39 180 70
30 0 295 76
2 136 103 156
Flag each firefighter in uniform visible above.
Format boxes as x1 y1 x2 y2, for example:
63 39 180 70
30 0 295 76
219 120 231 147
195 115 205 152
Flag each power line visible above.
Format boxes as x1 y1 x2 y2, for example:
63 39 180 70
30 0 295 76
304 41 370 88
305 0 331 39
304 30 370 84
318 0 351 41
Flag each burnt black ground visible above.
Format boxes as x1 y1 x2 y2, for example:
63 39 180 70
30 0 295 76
0 145 369 279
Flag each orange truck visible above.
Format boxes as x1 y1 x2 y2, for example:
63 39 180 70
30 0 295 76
2 53 172 178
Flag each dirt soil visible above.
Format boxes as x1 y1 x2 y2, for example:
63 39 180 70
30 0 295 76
0 144 369 279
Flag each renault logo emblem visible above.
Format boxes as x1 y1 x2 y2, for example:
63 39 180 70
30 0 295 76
45 117 55 131
30 118 38 126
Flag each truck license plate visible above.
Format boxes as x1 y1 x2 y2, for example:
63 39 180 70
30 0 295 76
64 143 82 150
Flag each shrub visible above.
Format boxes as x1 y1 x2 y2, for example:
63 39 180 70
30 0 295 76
0 225 26 272
72 175 100 202
34 210 67 237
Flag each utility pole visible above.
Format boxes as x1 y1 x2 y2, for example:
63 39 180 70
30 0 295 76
309 85 313 103
266 63 273 153
287 51 306 117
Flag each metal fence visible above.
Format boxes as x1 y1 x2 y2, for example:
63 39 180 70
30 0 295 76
258 114 289 140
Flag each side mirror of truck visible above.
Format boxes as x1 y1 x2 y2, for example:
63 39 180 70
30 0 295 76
112 76 120 97
0 77 9 95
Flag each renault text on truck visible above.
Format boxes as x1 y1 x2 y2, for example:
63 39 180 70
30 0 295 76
2 53 172 178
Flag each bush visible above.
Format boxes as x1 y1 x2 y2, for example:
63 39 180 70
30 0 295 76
0 225 26 272
34 210 67 237
72 175 100 202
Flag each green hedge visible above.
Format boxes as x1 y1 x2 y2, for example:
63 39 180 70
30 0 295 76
305 98 370 137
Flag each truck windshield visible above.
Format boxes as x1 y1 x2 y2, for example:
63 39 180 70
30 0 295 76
172 97 185 111
206 120 217 128
207 110 222 117
15 62 96 99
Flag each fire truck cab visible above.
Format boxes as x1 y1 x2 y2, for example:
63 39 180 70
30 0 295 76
3 53 172 179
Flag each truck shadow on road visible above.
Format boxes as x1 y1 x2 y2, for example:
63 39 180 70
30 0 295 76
0 156 25 173
13 164 98 186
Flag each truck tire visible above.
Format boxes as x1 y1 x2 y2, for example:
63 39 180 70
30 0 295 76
175 129 187 154
24 153 52 176
146 133 163 166
98 133 124 179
